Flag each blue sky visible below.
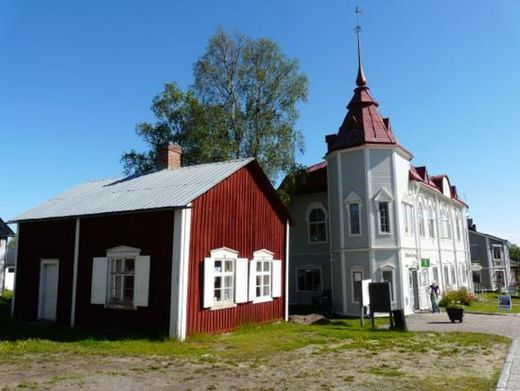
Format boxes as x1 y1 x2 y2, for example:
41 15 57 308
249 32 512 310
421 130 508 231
1 1 519 244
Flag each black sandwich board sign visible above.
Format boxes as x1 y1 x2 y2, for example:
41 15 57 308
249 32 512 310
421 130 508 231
368 281 392 328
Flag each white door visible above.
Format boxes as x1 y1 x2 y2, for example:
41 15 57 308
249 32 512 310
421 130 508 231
39 261 59 321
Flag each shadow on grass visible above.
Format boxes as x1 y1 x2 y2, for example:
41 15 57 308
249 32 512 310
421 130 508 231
0 296 166 343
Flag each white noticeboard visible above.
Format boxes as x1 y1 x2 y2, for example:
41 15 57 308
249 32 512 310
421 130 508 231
362 279 372 308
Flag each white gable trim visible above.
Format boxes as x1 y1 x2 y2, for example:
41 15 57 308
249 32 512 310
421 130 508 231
106 246 141 257
344 191 362 203
373 188 394 202
253 249 274 259
210 247 239 259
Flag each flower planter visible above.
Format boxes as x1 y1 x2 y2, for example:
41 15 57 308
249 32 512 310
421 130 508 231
446 307 464 323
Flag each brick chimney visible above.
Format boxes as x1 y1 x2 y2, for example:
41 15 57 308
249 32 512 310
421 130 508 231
156 142 182 170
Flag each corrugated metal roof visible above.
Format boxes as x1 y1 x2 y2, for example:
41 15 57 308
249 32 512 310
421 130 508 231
13 158 254 222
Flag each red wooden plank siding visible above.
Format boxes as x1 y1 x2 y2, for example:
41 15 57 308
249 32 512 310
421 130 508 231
187 163 287 335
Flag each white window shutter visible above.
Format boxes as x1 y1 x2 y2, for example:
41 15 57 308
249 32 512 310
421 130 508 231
235 258 249 303
134 256 150 307
203 258 214 308
91 257 108 305
272 260 282 298
248 260 256 301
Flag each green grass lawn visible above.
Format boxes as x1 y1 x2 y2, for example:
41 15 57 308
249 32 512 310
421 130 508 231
466 293 520 314
0 293 511 390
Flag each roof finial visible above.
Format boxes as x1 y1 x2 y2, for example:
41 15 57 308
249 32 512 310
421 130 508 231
355 6 367 87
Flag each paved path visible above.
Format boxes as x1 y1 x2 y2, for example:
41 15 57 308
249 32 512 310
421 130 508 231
407 312 520 390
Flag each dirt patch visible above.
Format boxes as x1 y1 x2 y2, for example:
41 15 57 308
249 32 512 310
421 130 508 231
0 336 507 390
289 313 330 325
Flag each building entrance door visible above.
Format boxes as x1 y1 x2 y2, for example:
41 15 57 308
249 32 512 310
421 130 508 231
39 260 59 321
409 269 420 311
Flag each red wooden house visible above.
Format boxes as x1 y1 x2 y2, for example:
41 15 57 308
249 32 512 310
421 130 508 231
11 144 290 339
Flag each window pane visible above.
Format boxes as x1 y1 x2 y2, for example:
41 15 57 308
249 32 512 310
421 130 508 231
224 275 233 289
225 260 233 272
256 261 262 272
256 275 261 286
124 288 133 302
125 259 134 272
297 270 305 290
263 261 270 272
215 276 222 289
309 208 325 222
224 288 233 301
214 260 222 273
256 287 261 296
350 204 360 234
263 274 270 285
215 289 222 301
263 286 270 296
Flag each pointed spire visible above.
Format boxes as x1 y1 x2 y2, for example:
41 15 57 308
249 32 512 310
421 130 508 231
355 6 367 87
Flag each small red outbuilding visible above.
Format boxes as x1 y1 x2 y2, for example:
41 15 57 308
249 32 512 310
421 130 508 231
11 144 290 339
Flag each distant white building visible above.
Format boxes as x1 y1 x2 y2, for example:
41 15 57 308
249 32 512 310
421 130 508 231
286 40 472 315
0 218 15 295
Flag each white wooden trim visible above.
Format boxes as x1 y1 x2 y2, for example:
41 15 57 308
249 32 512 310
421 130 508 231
169 206 192 340
285 221 290 321
106 245 141 257
11 224 20 318
38 259 59 321
70 219 80 327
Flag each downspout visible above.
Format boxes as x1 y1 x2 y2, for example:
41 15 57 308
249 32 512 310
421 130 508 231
70 218 80 327
285 220 290 321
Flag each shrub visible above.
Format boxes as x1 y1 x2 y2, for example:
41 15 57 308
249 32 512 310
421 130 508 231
439 288 475 307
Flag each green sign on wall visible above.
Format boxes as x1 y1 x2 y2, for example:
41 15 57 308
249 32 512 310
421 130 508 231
421 258 430 268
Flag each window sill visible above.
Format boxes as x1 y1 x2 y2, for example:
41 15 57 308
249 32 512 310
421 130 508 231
210 302 237 311
106 303 137 310
253 296 273 304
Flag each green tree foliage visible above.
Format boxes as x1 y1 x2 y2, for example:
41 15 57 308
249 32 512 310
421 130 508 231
510 244 520 261
122 30 308 183
7 236 16 249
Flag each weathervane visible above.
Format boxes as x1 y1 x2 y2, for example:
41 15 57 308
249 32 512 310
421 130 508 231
354 6 367 87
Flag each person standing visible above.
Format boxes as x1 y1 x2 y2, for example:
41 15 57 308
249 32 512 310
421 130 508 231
428 281 441 313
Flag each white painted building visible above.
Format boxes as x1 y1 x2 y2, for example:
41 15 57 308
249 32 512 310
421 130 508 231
287 43 472 315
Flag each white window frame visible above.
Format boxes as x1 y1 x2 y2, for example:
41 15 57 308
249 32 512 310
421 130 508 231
418 203 425 237
351 269 364 304
251 249 276 304
456 214 461 241
108 257 136 307
103 245 149 310
492 245 503 261
428 207 436 239
296 266 322 293
377 201 392 235
347 202 362 236
305 202 328 244
206 247 239 310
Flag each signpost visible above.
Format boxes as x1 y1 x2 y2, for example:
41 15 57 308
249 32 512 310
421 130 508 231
421 258 430 268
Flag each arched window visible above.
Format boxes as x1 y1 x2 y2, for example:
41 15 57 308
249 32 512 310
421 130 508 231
428 207 435 238
418 203 425 237
307 204 327 243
